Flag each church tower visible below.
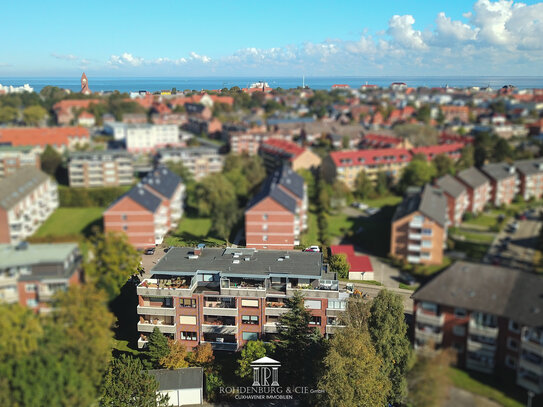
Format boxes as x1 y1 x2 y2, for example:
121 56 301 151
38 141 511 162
81 73 91 95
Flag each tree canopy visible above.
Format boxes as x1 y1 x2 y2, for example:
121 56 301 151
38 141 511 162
329 253 350 279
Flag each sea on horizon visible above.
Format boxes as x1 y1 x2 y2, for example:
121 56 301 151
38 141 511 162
1 76 543 93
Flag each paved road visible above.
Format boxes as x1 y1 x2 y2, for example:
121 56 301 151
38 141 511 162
339 281 414 314
444 387 502 407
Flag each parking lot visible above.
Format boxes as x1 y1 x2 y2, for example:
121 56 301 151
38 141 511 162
486 208 542 272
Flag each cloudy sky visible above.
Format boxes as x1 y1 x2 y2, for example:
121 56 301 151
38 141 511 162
1 0 543 76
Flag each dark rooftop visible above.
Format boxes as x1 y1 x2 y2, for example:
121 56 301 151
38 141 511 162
148 367 203 391
456 167 490 188
0 167 50 210
392 185 447 226
141 166 182 199
481 162 517 181
125 185 162 213
435 174 466 198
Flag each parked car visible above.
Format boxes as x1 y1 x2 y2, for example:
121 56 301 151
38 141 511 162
304 246 320 252
351 202 368 210
144 247 155 255
164 246 174 253
365 207 380 216
399 273 416 285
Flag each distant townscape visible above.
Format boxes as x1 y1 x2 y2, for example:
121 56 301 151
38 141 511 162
1 73 543 406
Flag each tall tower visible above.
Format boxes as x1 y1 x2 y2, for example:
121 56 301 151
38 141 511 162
81 73 91 95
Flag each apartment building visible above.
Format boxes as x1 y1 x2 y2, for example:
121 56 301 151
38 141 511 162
359 133 413 149
440 105 470 123
259 138 321 172
455 167 491 214
155 146 223 181
0 146 40 178
412 261 543 396
322 148 412 189
0 168 58 244
0 242 82 313
515 158 543 201
104 167 184 248
136 247 348 350
390 185 448 265
435 175 469 226
0 127 90 153
104 123 180 153
481 163 519 206
245 166 307 250
411 143 464 162
68 150 134 187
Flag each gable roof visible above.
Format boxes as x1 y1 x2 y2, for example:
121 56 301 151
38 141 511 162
412 261 543 327
456 167 490 188
260 138 305 160
481 162 517 181
275 165 304 199
141 166 182 199
330 245 373 272
392 185 447 226
0 127 89 148
247 167 300 214
147 367 203 391
514 158 543 176
435 174 466 198
0 167 50 209
329 148 412 168
410 143 464 161
123 185 162 213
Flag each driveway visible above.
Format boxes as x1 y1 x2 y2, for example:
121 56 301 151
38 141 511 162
140 245 168 278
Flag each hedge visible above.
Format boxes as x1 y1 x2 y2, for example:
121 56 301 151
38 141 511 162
59 185 131 207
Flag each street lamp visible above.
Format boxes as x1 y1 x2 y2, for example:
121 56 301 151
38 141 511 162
527 390 534 407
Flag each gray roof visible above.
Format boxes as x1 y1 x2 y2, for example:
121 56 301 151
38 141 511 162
435 174 466 198
412 261 543 327
481 162 517 181
152 247 324 278
125 185 162 213
141 166 182 199
456 167 490 188
0 167 50 210
276 166 304 199
148 367 203 391
514 158 543 176
0 243 78 269
69 150 131 160
392 185 447 226
247 165 303 213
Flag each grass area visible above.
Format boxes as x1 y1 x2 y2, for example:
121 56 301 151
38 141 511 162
452 240 490 261
164 215 225 247
462 214 498 228
339 278 383 286
300 211 319 247
448 367 527 407
405 256 453 277
113 339 141 356
452 229 496 244
32 207 103 240
399 283 419 290
361 195 403 208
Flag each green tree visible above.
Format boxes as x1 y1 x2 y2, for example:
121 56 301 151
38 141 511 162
236 340 275 380
100 354 169 407
407 350 453 407
456 145 474 170
432 153 455 178
399 159 436 192
329 253 350 279
160 339 189 369
166 161 194 185
22 105 47 125
147 328 170 368
368 290 412 404
416 105 431 124
40 144 63 177
493 138 514 162
317 327 391 407
0 304 43 362
0 106 18 123
354 170 375 199
375 171 390 197
83 231 141 300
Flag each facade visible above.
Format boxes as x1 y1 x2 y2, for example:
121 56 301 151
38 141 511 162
136 247 348 351
104 123 180 153
515 158 543 201
412 261 543 395
148 368 203 406
410 143 464 162
323 148 412 189
0 146 41 178
441 105 470 123
359 133 413 149
245 166 307 250
228 132 267 156
455 167 491 214
53 100 100 125
0 242 82 313
481 163 519 206
435 174 469 226
68 150 134 187
329 245 374 280
155 146 223 181
104 167 184 248
0 127 90 152
390 185 448 265
0 168 58 244
259 138 321 172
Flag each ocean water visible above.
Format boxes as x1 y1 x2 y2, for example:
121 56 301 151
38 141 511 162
1 76 543 93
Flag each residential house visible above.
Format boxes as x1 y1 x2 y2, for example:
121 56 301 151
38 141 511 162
330 245 374 280
0 146 40 178
435 174 469 226
136 247 348 350
155 146 223 181
412 261 543 395
53 99 100 125
0 127 90 153
441 105 470 123
0 168 58 244
259 138 321 172
359 133 413 149
77 111 96 127
0 243 82 313
481 163 519 206
68 150 134 187
515 158 543 201
411 143 464 162
390 185 448 265
455 167 491 214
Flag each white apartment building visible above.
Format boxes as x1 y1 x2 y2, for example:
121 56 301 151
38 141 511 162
0 168 59 244
155 146 224 181
0 146 41 178
68 150 134 187
104 123 180 153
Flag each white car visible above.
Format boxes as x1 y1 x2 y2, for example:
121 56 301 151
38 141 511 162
304 246 320 252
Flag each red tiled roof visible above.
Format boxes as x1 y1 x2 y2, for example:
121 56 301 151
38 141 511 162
261 138 305 160
411 143 465 160
332 84 350 89
330 245 373 272
329 148 412 167
53 99 100 111
0 127 89 147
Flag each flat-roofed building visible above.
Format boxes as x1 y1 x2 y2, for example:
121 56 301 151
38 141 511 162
68 150 134 187
0 146 40 178
155 146 223 181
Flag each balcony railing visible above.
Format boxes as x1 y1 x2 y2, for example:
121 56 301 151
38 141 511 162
407 255 421 264
519 356 543 376
408 244 421 251
137 305 176 316
416 327 443 344
203 307 238 317
467 337 496 354
202 324 237 335
264 323 279 333
416 309 444 326
517 374 543 394
138 338 148 349
137 322 176 334
469 320 499 338
200 341 238 351
325 324 346 334
137 278 196 297
409 233 422 240
466 358 494 374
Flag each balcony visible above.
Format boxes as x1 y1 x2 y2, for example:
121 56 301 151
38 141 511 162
203 303 238 317
137 305 176 317
201 341 238 352
220 278 267 298
517 374 543 394
407 255 421 264
286 280 340 299
409 233 422 240
521 330 543 357
416 327 443 344
202 324 237 335
137 278 195 297
466 358 494 374
408 244 421 251
469 320 499 338
137 321 176 334
0 288 19 304
416 309 444 326
467 337 496 353
138 337 148 349
265 306 290 316
325 324 346 335
264 323 279 333
409 219 423 228
519 356 543 376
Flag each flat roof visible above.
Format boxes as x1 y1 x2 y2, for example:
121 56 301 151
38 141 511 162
0 243 78 269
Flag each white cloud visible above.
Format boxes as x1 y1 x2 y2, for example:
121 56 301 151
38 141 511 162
387 15 427 49
434 12 478 43
189 52 211 63
51 53 79 61
108 52 144 67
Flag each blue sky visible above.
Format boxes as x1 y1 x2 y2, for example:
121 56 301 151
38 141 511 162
1 0 543 76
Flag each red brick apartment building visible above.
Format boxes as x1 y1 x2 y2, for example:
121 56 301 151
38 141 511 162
515 158 543 201
245 166 307 250
390 185 448 265
481 163 519 206
440 105 470 123
0 146 40 178
104 167 184 249
435 174 469 226
455 167 491 214
359 133 413 150
412 262 543 397
0 127 90 153
259 138 321 172
0 242 82 313
136 247 348 350
410 143 464 162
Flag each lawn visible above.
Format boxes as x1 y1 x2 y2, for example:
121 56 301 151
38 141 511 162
33 207 104 240
448 367 528 407
300 211 319 247
451 229 496 244
462 214 498 228
452 240 490 261
361 195 403 208
410 256 453 277
164 215 225 247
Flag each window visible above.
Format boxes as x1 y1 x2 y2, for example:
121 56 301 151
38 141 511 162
262 224 268 231
422 228 433 236
25 284 37 293
507 337 519 351
121 214 127 221
453 325 466 336
413 215 424 223
242 315 259 325
180 298 196 308
420 302 438 314
309 316 321 326
262 214 268 221
508 320 520 334
421 252 431 259
242 332 258 341
505 355 517 369
454 308 467 318
26 298 38 307
263 235 268 242
304 300 321 310
122 225 128 231
421 240 432 248
180 331 197 341
328 300 346 310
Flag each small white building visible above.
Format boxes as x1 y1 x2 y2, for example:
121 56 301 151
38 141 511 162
104 123 180 153
148 367 203 406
